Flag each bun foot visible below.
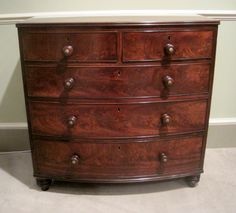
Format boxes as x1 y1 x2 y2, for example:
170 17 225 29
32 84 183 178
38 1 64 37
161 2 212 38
36 178 52 191
186 175 200 187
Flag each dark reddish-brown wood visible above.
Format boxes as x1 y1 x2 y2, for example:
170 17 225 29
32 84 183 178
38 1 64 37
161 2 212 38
16 17 219 190
123 30 213 62
29 100 207 138
33 136 203 179
25 62 210 99
21 31 118 62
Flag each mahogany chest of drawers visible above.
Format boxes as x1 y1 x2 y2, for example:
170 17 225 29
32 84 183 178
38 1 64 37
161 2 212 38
16 16 219 191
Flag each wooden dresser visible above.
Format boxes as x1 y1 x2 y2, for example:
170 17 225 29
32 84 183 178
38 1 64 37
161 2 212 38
16 16 219 191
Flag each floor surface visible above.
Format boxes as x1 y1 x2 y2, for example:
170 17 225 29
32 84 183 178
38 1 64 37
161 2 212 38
0 148 236 213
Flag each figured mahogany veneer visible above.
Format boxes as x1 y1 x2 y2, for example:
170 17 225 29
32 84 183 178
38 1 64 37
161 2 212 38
29 100 207 138
21 31 118 62
25 62 210 99
123 31 213 62
16 17 219 190
33 136 203 180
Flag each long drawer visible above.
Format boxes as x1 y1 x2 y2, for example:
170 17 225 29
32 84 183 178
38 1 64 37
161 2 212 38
123 30 213 62
25 63 210 99
33 136 203 180
29 100 207 138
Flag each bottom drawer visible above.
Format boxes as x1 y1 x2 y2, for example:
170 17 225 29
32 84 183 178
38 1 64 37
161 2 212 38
33 136 203 180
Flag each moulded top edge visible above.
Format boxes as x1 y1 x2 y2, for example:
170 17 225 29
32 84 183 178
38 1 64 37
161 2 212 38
16 15 220 27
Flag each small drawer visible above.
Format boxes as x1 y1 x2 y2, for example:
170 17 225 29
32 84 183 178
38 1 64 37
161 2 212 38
29 100 207 138
33 136 203 179
21 31 118 62
25 62 210 99
123 30 213 62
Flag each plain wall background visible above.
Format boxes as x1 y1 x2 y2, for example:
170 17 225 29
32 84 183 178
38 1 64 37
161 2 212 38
0 0 236 12
0 1 236 123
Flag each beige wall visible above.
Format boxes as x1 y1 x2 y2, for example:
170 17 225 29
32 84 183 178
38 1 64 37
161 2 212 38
0 0 236 12
0 25 26 123
0 1 236 123
0 0 236 13
211 21 236 118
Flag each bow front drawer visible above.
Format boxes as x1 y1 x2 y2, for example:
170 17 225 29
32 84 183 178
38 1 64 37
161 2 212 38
33 136 203 180
29 100 207 138
21 31 118 62
25 62 210 99
123 30 214 62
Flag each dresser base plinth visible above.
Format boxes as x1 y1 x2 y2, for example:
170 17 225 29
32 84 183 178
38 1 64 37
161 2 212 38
35 173 202 191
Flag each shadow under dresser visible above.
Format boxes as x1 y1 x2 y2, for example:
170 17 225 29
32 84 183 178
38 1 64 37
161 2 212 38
16 16 219 191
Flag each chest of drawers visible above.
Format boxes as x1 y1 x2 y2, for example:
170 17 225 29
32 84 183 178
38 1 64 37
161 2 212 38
16 16 219 191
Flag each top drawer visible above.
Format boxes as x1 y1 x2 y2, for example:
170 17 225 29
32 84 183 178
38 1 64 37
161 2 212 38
21 31 118 62
123 30 213 62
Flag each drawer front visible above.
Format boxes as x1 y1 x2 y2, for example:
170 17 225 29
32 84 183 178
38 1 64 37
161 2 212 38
25 63 210 98
33 136 203 179
21 32 118 62
29 100 207 138
123 31 213 62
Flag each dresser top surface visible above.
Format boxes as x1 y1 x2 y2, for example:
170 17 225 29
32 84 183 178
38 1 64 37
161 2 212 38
16 15 219 27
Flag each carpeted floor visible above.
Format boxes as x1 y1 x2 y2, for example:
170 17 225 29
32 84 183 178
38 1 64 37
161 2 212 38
0 148 235 213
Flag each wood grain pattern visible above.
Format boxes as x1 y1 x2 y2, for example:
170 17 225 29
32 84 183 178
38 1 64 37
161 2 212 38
33 136 203 179
25 63 210 99
29 100 207 138
21 31 118 62
123 31 213 62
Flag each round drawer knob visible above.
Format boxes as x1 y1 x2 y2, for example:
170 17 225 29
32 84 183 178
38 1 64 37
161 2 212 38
163 75 174 88
64 78 75 90
161 113 171 125
71 154 80 165
62 45 73 57
67 115 77 127
160 153 168 163
164 43 175 56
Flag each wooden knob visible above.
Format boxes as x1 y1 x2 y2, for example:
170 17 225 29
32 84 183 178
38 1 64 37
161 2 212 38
64 78 75 90
71 154 80 164
62 45 73 57
161 113 171 125
164 44 175 56
67 116 77 127
163 75 174 88
160 153 168 163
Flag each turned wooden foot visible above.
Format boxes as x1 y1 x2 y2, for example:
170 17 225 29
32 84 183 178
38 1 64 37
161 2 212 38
36 178 52 191
186 175 200 187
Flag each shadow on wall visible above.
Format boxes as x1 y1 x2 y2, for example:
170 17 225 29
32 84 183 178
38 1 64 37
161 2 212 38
0 60 30 151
